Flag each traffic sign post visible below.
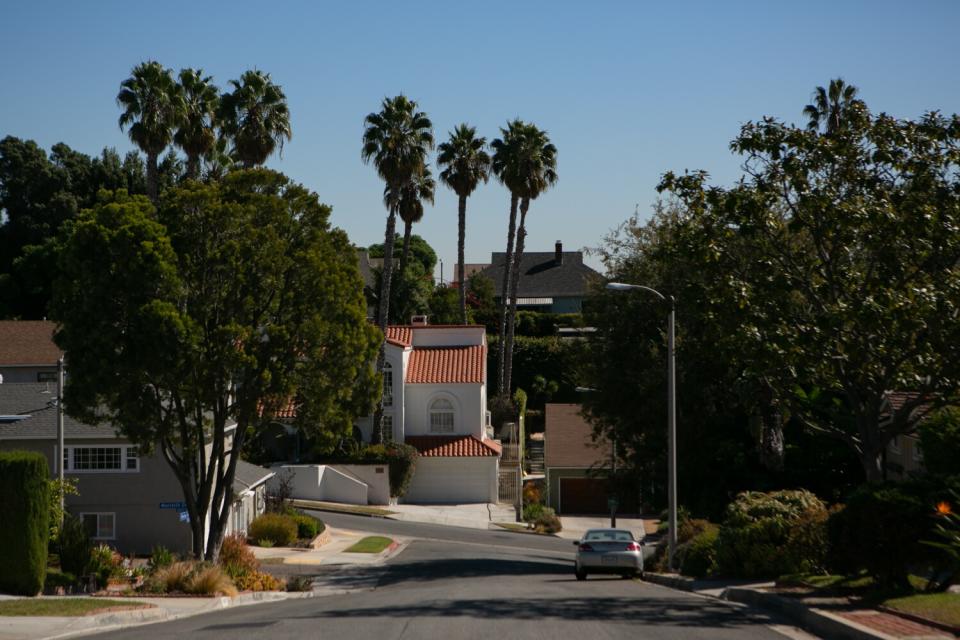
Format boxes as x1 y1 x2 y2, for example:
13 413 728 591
608 496 618 528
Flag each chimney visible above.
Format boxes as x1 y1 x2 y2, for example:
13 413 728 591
411 315 429 326
555 240 563 265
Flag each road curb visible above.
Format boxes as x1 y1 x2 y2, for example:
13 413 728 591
642 572 697 592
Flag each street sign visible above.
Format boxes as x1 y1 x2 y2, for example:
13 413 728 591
159 501 187 509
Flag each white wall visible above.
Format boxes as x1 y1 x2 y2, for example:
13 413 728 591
411 326 484 348
404 383 485 438
269 465 368 505
403 457 498 503
332 464 391 505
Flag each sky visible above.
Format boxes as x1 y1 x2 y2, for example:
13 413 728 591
2 1 959 280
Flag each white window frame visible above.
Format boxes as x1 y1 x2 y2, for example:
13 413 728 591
382 413 393 442
80 512 116 540
429 397 456 434
64 445 140 473
383 363 394 408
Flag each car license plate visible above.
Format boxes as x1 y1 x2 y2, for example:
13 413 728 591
602 556 618 565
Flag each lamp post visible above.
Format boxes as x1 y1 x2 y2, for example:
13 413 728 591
607 282 677 571
575 386 618 527
57 356 65 525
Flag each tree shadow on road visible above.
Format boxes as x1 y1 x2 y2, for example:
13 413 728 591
373 556 572 587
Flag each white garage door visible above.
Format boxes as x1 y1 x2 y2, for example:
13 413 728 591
403 457 496 503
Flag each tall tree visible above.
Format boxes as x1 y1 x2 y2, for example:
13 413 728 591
437 124 491 324
392 166 435 279
490 119 528 396
117 61 184 201
803 77 862 134
52 170 380 559
502 123 558 395
361 96 433 442
174 69 219 180
219 70 292 168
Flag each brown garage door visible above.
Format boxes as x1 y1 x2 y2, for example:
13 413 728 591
559 477 609 514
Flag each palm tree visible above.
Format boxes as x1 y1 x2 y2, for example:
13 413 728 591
803 78 861 134
361 95 434 442
502 123 557 395
219 70 292 168
437 125 491 324
174 69 219 180
393 167 435 280
117 61 184 201
490 119 529 396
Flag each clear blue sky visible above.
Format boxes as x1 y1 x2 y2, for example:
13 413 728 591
2 1 958 279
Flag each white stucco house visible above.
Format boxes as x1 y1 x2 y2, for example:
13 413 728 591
356 322 501 503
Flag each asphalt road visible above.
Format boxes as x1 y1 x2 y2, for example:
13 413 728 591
94 512 814 640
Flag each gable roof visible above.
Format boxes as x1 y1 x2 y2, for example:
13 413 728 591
544 403 609 468
405 435 502 457
406 345 485 384
385 326 413 348
0 321 63 366
233 459 274 494
478 248 601 299
0 383 118 440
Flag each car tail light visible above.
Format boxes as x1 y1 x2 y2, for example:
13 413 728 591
578 543 594 552
626 542 640 551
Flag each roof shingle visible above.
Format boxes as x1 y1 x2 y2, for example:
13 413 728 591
406 345 485 384
405 435 502 457
478 251 601 299
0 321 62 366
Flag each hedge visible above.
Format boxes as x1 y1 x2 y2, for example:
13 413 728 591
0 451 51 595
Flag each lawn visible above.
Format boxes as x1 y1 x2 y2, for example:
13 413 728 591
344 536 394 553
0 599 153 617
883 592 960 628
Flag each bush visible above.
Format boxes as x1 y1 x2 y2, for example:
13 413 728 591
146 561 193 594
716 489 828 579
58 514 92 577
522 502 545 523
186 564 238 597
522 481 541 506
248 513 298 547
44 570 77 594
286 575 313 592
233 570 282 592
381 444 417 498
533 507 562 533
149 545 174 572
218 534 259 579
829 481 932 589
88 544 125 588
292 514 321 540
918 408 960 478
651 518 713 573
0 451 50 595
680 526 720 578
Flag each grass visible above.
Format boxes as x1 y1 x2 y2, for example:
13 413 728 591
290 499 395 517
344 536 394 553
883 592 960 628
0 599 153 617
779 572 876 593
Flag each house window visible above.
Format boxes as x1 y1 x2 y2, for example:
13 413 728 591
429 398 455 433
382 414 393 442
65 445 139 472
383 363 393 408
81 513 116 540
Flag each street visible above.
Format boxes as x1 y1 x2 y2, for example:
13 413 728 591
93 513 814 640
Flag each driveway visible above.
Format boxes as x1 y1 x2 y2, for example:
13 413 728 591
559 516 658 540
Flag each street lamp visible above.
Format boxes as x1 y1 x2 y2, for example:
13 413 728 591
606 281 678 571
575 387 618 528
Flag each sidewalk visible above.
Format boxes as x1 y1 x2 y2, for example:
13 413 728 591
386 503 517 530
643 573 958 640
557 516 659 540
252 526 408 566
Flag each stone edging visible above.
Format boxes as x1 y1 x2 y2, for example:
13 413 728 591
877 604 960 636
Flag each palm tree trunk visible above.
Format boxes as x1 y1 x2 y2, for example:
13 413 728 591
372 209 398 445
497 193 519 396
503 197 529 395
458 194 468 325
398 219 413 285
146 151 159 203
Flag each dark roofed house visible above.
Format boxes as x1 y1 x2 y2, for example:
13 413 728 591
476 241 601 313
0 320 62 383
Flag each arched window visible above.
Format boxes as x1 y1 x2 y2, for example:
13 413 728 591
383 363 393 407
429 398 455 433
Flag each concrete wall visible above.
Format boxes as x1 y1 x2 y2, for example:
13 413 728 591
403 457 498 504
332 464 390 505
270 465 369 505
404 383 485 438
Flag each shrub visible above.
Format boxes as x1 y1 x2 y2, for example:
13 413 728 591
145 561 192 594
248 513 298 546
382 443 417 498
292 514 321 540
522 502 545 523
218 534 259 579
58 514 92 577
522 481 541 506
533 507 562 533
0 451 50 595
233 570 282 592
716 489 828 579
149 545 174 572
185 564 238 597
88 544 125 588
829 482 932 589
680 527 719 578
657 505 691 534
286 575 313 592
651 518 715 573
48 478 79 541
44 570 77 594
919 409 960 478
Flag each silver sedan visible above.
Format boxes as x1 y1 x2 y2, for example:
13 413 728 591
573 528 645 580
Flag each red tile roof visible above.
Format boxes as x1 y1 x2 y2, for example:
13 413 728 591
258 396 298 421
405 435 502 457
406 345 485 384
883 391 934 421
0 321 63 365
385 326 413 347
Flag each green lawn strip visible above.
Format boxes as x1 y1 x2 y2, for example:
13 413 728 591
344 536 394 553
883 593 960 628
290 499 396 517
0 598 153 617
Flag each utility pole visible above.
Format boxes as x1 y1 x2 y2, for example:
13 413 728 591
57 355 65 525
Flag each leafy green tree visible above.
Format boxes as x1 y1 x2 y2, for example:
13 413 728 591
802 77 862 134
657 87 960 482
368 233 437 274
918 408 960 478
117 60 184 201
175 68 219 179
361 95 433 443
502 122 558 396
428 284 463 324
219 70 292 168
437 124 491 324
52 170 380 560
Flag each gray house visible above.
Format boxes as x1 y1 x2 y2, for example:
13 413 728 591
476 242 601 314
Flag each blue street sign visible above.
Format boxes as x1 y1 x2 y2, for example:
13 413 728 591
159 501 187 509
